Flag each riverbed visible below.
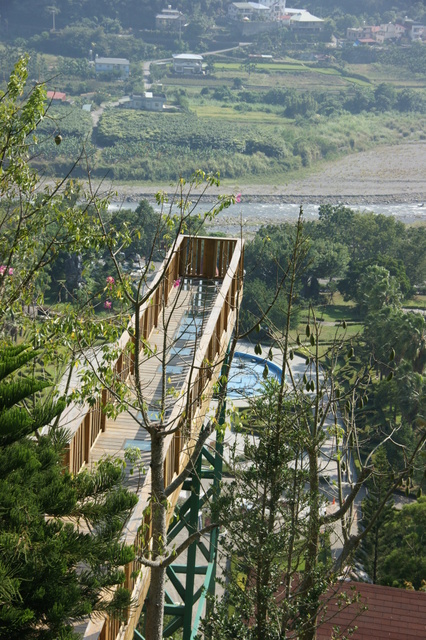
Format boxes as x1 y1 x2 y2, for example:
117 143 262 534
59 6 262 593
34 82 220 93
109 200 426 236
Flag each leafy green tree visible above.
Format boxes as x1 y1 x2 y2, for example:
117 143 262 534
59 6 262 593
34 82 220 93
355 265 402 316
397 88 426 114
381 497 426 590
107 200 161 262
343 87 375 114
0 343 138 639
398 225 426 290
374 83 397 112
205 385 312 640
338 256 411 305
0 55 106 332
364 307 426 374
395 361 426 426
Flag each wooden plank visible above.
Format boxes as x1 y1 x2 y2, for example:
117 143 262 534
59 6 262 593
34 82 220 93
74 237 245 640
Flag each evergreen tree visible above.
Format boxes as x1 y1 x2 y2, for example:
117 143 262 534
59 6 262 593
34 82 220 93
356 448 394 583
381 497 426 590
0 343 138 639
205 384 316 640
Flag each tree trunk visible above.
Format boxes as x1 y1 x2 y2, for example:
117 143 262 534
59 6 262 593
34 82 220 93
144 430 167 640
299 446 320 640
373 523 379 584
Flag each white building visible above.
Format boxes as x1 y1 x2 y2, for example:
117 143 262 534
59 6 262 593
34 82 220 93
94 56 130 77
228 2 272 22
375 22 406 42
155 7 185 32
172 53 203 74
121 92 165 111
410 23 425 40
258 0 287 14
288 11 323 33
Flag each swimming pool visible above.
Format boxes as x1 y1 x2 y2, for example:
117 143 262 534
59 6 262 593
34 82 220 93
227 351 282 399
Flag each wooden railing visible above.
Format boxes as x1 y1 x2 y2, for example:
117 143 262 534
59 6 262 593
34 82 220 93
59 236 244 640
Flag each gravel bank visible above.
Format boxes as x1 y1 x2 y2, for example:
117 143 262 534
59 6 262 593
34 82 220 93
105 142 426 206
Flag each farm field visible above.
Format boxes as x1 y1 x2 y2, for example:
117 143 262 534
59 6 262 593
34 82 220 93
192 104 288 123
14 47 424 188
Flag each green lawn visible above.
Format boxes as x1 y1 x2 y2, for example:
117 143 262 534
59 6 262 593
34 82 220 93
293 294 362 356
402 295 426 310
193 104 288 123
315 304 359 323
215 62 308 72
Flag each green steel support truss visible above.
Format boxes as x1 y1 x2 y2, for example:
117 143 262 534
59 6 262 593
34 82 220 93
135 345 231 640
163 430 224 640
135 435 224 640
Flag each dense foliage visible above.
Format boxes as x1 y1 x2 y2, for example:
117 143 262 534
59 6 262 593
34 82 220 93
33 105 424 182
241 207 426 331
0 56 144 639
0 344 138 639
301 0 426 22
242 206 426 488
380 497 426 590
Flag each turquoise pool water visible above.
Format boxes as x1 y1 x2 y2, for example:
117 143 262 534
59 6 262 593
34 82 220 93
228 351 282 399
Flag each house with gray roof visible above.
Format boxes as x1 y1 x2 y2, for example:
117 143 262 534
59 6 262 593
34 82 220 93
172 54 203 74
94 56 130 78
155 7 186 32
288 10 323 33
121 92 165 112
228 2 272 21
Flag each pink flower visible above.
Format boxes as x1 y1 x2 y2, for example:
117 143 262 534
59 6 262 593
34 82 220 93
106 276 115 286
235 193 242 203
104 300 112 309
0 266 12 276
173 278 181 288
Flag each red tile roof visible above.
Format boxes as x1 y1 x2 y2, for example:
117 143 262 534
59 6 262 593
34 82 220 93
47 91 66 100
317 582 426 639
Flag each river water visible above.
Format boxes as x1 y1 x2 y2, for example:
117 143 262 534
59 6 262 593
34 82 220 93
109 201 426 236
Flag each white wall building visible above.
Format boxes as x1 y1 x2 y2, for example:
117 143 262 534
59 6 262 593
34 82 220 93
172 53 203 74
94 56 130 77
228 2 272 21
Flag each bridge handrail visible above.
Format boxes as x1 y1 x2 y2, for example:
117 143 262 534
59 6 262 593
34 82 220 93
62 235 244 640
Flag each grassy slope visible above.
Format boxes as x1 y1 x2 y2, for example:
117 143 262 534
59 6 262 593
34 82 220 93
5 48 423 185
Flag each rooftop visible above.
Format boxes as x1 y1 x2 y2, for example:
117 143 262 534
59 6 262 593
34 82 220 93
95 57 130 65
47 90 66 100
317 582 426 640
290 11 323 23
173 53 203 60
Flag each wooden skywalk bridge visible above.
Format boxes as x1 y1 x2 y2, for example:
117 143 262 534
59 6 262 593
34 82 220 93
58 235 244 640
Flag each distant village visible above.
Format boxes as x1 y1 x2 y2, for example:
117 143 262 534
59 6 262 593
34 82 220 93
155 2 425 41
48 1 425 114
158 2 325 37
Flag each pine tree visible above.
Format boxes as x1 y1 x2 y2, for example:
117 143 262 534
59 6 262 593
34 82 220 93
0 343 138 639
206 384 313 640
356 448 395 583
0 344 65 446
